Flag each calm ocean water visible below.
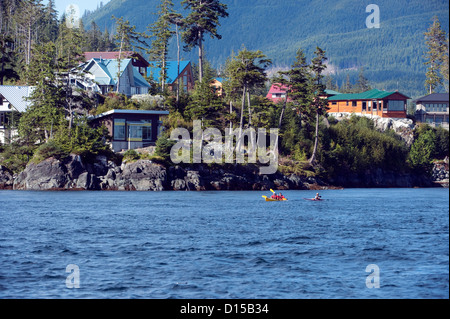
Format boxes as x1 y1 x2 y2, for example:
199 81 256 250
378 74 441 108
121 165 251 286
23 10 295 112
0 188 448 299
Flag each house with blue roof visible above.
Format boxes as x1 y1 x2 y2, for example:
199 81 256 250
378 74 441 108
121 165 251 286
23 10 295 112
73 58 151 96
147 60 194 93
0 85 34 144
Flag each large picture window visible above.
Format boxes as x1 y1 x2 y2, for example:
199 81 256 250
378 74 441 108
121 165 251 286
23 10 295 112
388 100 405 111
114 119 126 140
127 121 152 142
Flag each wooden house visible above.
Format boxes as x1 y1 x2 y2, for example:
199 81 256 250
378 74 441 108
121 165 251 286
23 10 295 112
414 93 449 129
90 109 169 152
147 61 194 93
327 89 410 118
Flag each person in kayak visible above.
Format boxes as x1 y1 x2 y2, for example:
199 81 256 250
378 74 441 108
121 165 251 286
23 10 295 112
314 193 322 200
279 193 286 200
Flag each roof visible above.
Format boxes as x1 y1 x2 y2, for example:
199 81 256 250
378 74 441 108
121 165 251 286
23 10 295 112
328 89 410 101
83 58 150 88
148 61 191 84
90 109 169 120
268 83 289 94
0 85 34 112
415 93 449 103
84 51 150 67
268 84 341 96
325 90 342 96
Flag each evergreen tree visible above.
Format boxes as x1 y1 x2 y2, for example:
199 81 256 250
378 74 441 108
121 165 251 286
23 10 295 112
308 46 328 165
0 34 19 85
14 0 44 66
147 0 179 92
181 0 228 82
56 13 84 71
224 48 271 151
20 42 65 144
355 67 371 93
40 0 58 43
424 16 448 94
185 67 223 128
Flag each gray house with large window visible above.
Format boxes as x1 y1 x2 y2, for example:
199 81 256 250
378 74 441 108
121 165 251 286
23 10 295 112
414 93 449 129
90 110 169 152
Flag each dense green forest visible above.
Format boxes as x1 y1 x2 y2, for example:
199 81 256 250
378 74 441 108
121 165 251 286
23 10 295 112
83 0 450 98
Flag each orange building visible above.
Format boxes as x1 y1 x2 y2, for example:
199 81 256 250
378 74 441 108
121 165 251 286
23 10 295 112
327 89 410 118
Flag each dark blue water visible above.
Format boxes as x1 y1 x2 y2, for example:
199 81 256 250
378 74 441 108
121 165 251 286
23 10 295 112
0 188 448 299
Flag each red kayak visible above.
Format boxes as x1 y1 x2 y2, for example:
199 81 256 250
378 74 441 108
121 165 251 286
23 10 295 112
304 198 323 201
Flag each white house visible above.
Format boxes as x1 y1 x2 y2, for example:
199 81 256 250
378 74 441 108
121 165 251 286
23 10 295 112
71 58 151 96
0 86 34 144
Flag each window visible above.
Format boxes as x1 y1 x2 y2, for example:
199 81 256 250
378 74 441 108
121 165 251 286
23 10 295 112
142 122 152 141
362 101 367 111
368 101 372 112
373 101 378 111
114 119 126 140
332 102 337 105
128 125 143 141
387 100 405 111
0 112 5 126
352 101 357 107
127 121 152 142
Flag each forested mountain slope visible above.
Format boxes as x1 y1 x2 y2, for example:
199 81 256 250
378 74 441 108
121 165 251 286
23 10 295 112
83 0 449 98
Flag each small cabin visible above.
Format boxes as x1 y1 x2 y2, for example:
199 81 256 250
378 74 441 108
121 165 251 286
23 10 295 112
90 109 169 152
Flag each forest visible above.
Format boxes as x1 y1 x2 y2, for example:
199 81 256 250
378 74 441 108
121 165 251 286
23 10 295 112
0 0 448 185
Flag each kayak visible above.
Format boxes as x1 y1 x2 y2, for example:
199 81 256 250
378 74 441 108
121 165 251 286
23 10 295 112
304 198 323 201
263 196 288 202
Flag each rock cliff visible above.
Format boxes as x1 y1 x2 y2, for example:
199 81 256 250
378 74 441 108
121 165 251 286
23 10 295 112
2 153 446 191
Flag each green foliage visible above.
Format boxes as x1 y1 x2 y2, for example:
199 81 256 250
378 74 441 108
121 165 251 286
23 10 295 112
408 126 436 173
322 116 409 177
434 127 449 159
154 133 176 163
31 140 67 164
123 149 141 161
424 16 448 94
0 140 36 173
94 93 139 115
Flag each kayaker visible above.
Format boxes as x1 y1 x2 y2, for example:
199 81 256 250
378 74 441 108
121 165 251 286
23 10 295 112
315 193 322 200
280 193 286 200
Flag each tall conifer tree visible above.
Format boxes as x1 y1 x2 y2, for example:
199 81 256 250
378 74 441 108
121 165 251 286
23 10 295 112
181 0 228 82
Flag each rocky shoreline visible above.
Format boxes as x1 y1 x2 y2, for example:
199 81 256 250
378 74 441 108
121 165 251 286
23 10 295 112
0 153 446 191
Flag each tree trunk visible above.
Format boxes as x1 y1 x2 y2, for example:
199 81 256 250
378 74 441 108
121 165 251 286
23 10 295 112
309 110 320 165
236 85 247 152
176 23 180 104
275 93 288 152
198 30 203 82
116 33 124 93
162 46 166 92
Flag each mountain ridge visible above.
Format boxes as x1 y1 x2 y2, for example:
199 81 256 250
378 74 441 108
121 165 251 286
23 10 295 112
83 0 450 98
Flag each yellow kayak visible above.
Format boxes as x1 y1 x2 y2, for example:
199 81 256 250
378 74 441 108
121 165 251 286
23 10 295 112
262 196 288 202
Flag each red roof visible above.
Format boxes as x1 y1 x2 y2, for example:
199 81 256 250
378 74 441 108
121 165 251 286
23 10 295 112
84 52 149 67
267 83 289 94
